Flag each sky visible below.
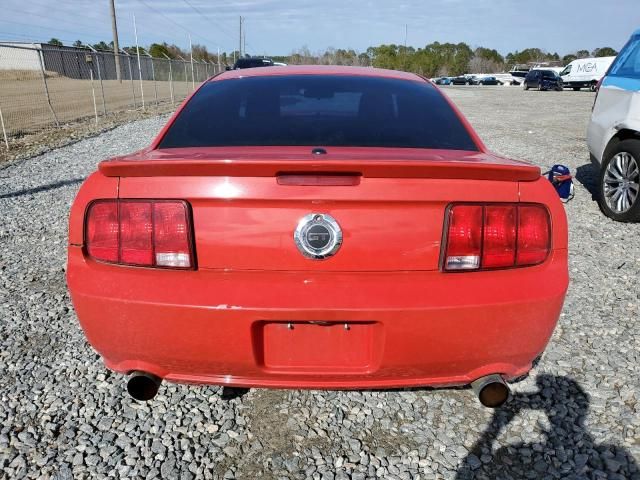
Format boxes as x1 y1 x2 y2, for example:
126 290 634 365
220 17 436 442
1 0 639 57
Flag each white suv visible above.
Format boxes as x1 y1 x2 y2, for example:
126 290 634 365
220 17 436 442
587 28 640 222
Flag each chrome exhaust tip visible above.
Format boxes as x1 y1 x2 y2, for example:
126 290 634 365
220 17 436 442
127 371 161 401
471 374 510 408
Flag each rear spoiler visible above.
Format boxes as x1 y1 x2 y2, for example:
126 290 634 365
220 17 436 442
99 158 541 182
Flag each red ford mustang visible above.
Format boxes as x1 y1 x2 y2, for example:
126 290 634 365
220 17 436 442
67 66 568 407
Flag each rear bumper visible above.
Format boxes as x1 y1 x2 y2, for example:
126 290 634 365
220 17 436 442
563 81 593 89
67 247 568 389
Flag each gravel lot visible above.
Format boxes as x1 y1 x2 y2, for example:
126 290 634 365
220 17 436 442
1 86 639 480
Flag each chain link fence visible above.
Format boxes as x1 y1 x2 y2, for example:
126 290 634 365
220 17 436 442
0 43 224 150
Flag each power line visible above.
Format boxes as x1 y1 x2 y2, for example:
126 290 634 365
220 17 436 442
180 0 236 42
133 0 223 48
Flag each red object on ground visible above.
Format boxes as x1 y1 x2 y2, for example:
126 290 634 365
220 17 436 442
67 66 568 391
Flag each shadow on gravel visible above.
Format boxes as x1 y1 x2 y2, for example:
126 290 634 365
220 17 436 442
0 177 85 199
455 374 639 480
575 159 599 199
221 387 250 400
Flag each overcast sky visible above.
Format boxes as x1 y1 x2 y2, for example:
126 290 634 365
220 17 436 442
1 0 638 56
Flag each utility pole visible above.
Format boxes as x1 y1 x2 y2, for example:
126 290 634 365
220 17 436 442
404 24 408 49
239 16 243 58
133 13 145 109
109 0 122 82
189 34 195 90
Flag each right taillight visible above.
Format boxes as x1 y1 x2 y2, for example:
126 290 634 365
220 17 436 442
443 203 550 272
85 199 194 269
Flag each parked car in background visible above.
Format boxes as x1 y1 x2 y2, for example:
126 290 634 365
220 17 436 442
473 76 502 86
587 28 640 221
434 77 451 85
233 57 275 69
494 73 521 86
451 75 469 85
560 56 616 91
67 66 568 408
523 70 563 91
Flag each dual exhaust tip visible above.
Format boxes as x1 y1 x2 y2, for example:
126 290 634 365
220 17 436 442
126 371 510 408
471 374 510 408
127 371 162 402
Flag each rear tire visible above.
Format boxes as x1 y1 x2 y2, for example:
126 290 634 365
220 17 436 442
524 83 529 90
598 139 640 222
589 81 597 92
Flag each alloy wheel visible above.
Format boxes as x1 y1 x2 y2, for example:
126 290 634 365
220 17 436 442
603 152 640 213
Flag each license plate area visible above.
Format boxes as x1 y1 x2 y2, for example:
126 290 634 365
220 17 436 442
254 321 383 374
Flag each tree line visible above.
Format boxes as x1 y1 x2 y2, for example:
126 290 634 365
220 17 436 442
48 37 619 76
283 43 619 77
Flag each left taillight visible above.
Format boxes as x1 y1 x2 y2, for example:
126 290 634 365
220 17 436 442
85 199 194 269
443 203 550 272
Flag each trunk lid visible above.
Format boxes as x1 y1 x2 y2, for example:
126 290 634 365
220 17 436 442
113 147 536 272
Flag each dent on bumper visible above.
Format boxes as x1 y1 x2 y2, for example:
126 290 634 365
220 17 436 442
67 247 568 389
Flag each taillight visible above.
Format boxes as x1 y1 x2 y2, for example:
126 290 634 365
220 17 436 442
85 200 194 269
443 205 483 270
592 77 604 111
443 203 550 272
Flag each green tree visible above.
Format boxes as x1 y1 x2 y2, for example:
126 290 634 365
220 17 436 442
48 38 63 46
576 49 590 58
123 46 148 56
92 41 111 51
469 46 505 73
149 43 172 58
474 47 504 64
593 47 618 57
72 40 83 48
562 54 577 64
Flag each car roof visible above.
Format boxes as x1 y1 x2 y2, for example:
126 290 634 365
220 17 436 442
213 65 424 82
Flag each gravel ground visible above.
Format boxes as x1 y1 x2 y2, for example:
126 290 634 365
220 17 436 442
1 86 639 480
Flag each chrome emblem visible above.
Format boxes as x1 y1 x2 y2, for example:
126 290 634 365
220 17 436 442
294 213 342 259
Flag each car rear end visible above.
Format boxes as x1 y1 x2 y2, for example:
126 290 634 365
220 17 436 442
587 29 640 221
67 67 568 398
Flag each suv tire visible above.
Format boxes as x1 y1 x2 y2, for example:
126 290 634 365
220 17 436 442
598 138 640 222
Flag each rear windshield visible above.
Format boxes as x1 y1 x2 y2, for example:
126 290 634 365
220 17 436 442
609 36 640 79
158 75 478 151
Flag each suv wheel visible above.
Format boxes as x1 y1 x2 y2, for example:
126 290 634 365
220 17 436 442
598 139 640 222
524 82 529 90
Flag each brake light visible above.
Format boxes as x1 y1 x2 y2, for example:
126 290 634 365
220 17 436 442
482 205 517 268
592 77 604 111
443 203 550 271
85 200 194 269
